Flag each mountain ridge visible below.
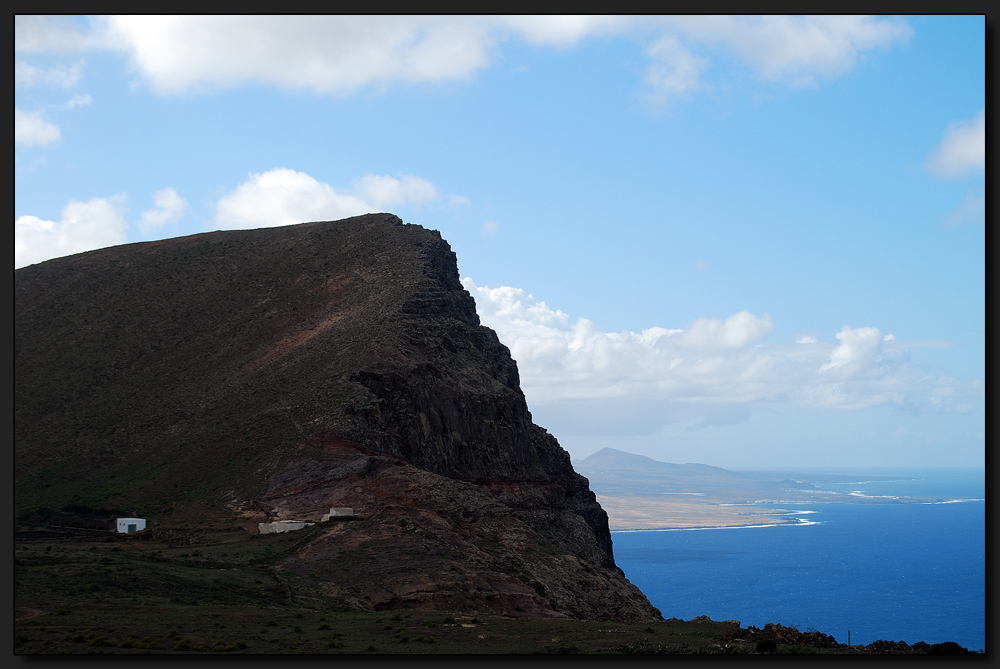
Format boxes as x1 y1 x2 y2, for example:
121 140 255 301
15 213 659 621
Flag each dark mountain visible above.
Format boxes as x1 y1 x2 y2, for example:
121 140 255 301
15 213 659 621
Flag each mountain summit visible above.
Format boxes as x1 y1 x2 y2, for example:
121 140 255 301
15 213 659 621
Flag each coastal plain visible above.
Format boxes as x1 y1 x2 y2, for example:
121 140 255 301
595 496 795 531
576 448 974 531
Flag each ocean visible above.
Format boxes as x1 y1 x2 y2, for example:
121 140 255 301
611 468 986 651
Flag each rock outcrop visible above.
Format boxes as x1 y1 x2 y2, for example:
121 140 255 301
15 213 659 621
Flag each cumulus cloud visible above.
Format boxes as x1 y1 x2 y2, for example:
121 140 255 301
352 174 438 209
926 110 986 178
15 195 128 268
20 16 910 100
675 311 774 349
138 188 189 233
214 168 458 230
666 15 912 86
14 108 61 146
818 325 885 375
463 278 980 423
215 169 371 230
96 15 501 95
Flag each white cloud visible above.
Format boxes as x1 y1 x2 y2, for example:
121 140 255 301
15 59 85 88
926 110 986 178
481 220 499 236
138 188 189 233
497 15 628 47
666 15 912 86
15 195 128 268
463 278 980 421
643 36 708 103
14 108 61 146
215 168 372 230
796 335 818 344
352 174 438 209
25 16 909 100
675 311 774 349
214 168 458 230
98 15 500 95
818 325 885 375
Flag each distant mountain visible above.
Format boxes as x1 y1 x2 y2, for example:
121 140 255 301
578 448 742 478
576 448 827 502
15 214 659 621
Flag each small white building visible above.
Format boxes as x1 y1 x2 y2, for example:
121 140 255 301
321 507 354 521
258 520 315 535
116 518 146 533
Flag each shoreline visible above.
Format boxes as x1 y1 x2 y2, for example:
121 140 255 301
596 495 801 531
596 494 984 531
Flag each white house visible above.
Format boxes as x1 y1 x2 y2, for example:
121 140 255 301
116 517 146 533
321 507 354 521
258 520 315 534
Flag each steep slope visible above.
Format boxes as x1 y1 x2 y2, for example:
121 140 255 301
15 213 659 621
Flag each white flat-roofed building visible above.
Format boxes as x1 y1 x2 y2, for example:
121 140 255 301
116 518 146 533
321 507 354 521
258 520 315 534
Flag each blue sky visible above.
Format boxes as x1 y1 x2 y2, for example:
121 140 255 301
15 16 985 469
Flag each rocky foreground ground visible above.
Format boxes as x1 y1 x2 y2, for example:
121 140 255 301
14 526 979 655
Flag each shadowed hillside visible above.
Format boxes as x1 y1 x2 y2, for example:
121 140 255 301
15 213 659 621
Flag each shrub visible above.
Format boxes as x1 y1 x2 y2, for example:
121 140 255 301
756 639 778 654
929 641 970 655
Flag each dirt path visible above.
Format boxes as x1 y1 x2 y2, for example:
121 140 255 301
18 608 44 621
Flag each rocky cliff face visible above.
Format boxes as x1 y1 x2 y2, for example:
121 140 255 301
15 213 660 621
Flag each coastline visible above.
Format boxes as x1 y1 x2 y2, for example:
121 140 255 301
596 495 799 531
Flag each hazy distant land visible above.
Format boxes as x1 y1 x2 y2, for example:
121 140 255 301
575 448 975 531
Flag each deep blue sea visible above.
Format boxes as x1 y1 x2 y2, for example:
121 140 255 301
611 468 986 651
